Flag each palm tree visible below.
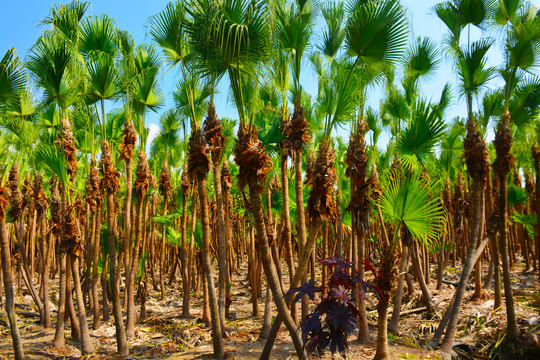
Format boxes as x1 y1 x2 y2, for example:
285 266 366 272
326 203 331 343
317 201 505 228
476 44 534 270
378 172 446 360
186 0 308 358
0 47 26 360
490 0 540 343
437 38 495 357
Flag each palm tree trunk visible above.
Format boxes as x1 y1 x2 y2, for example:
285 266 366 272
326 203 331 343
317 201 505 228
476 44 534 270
123 156 133 286
439 182 484 355
294 149 308 318
180 189 191 318
247 178 307 360
70 254 95 354
280 155 296 322
260 217 322 360
388 243 409 334
212 158 228 335
53 252 67 348
106 190 129 356
0 213 25 360
498 173 520 340
126 194 144 337
92 205 102 329
41 216 52 329
197 178 224 359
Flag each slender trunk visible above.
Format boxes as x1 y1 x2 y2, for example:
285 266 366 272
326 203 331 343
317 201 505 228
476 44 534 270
53 252 67 348
388 243 409 334
260 217 322 360
123 156 133 288
498 174 520 340
180 190 191 318
41 216 52 328
439 183 484 354
212 159 227 335
126 194 144 337
92 206 102 329
0 213 25 360
197 178 224 359
373 294 390 360
70 254 94 354
281 155 296 323
107 190 129 356
248 178 307 360
294 150 308 318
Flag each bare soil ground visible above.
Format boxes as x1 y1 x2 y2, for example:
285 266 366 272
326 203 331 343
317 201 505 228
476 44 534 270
1 259 539 360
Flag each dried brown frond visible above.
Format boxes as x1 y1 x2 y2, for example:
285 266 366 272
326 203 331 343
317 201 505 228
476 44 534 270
221 162 232 191
21 175 32 210
443 178 452 214
0 181 9 216
119 120 137 162
85 159 102 211
8 164 22 220
369 164 382 201
181 168 191 196
278 107 293 156
63 208 83 257
159 161 172 200
513 169 522 187
453 173 465 233
374 239 398 304
74 195 86 222
464 119 488 184
346 121 370 210
306 142 337 220
100 141 121 193
203 104 225 157
188 128 211 181
55 119 78 181
270 173 280 193
50 178 62 237
493 114 516 177
233 123 273 193
32 174 49 215
524 171 534 197
134 152 152 198
288 102 310 151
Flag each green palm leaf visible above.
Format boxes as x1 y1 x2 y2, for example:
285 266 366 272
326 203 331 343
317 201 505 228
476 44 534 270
396 100 447 170
149 1 188 67
0 48 26 104
345 0 408 68
380 171 446 245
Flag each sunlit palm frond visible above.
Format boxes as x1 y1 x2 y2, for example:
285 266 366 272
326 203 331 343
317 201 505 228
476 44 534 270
345 0 408 68
396 99 447 170
380 170 446 245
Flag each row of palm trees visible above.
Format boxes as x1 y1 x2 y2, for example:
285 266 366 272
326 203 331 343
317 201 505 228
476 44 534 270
0 0 539 359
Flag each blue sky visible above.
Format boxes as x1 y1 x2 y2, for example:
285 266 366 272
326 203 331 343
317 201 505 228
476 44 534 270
1 0 539 149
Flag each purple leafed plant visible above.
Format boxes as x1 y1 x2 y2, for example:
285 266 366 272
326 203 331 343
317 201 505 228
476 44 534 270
285 256 379 358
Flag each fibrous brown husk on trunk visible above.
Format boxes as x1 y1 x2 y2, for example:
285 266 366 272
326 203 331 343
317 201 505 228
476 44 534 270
493 114 516 177
8 165 22 220
234 124 273 193
50 178 62 237
135 153 152 197
288 102 310 150
464 120 489 184
203 104 225 156
188 128 211 181
119 120 137 162
221 162 232 191
306 142 336 220
100 141 121 193
159 161 172 198
56 119 78 181
85 159 102 211
63 209 82 258
32 174 49 215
